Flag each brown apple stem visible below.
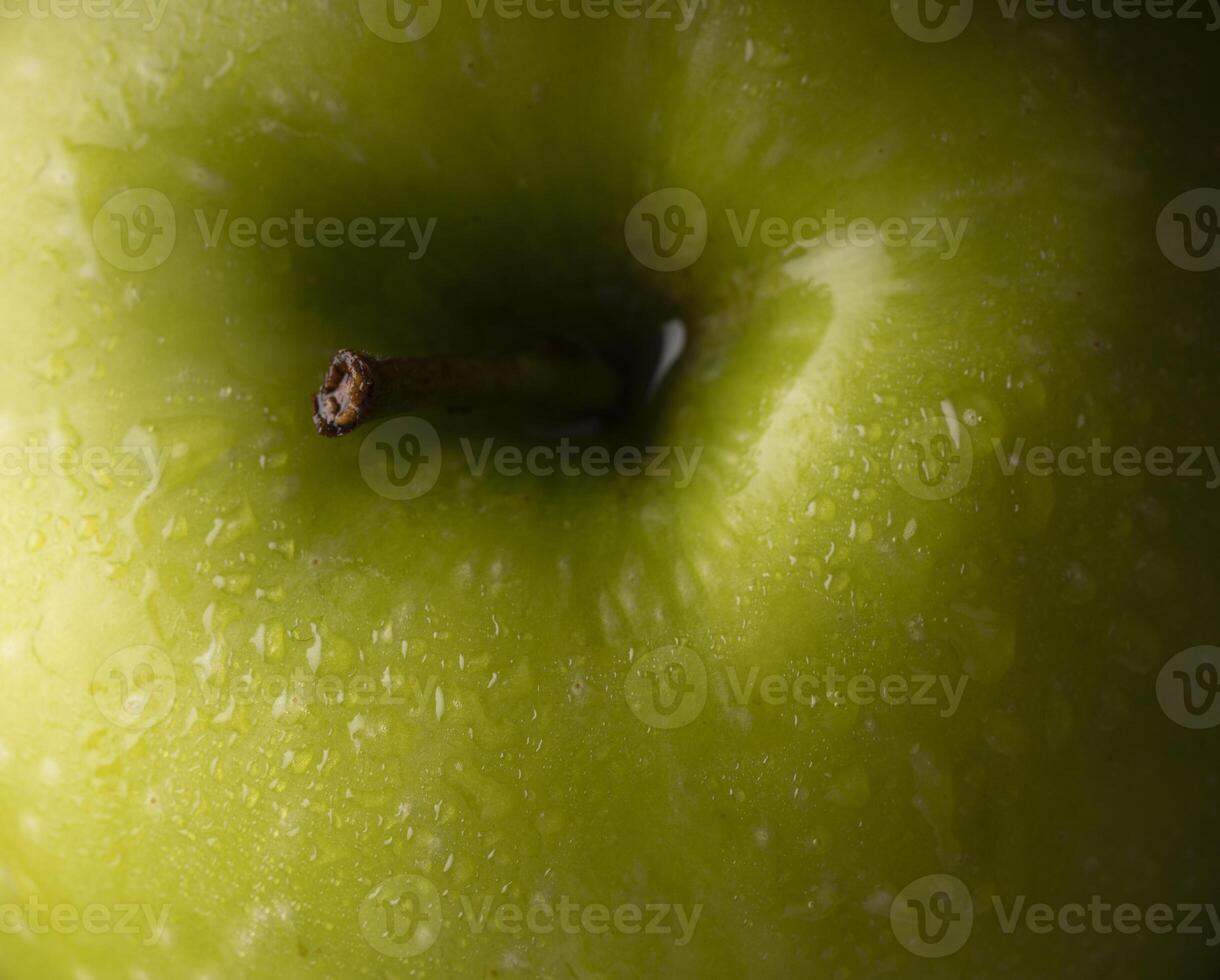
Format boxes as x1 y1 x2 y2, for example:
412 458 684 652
312 347 621 437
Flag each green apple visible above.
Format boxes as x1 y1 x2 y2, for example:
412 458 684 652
2 3 1219 978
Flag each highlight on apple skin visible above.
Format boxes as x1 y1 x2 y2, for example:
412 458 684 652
1 2 1219 978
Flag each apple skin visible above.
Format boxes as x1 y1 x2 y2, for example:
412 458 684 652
1 3 1219 978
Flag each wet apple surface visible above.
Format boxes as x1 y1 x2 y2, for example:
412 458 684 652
1 3 1218 978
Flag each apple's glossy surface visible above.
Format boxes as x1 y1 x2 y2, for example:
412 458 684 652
1 3 1218 978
